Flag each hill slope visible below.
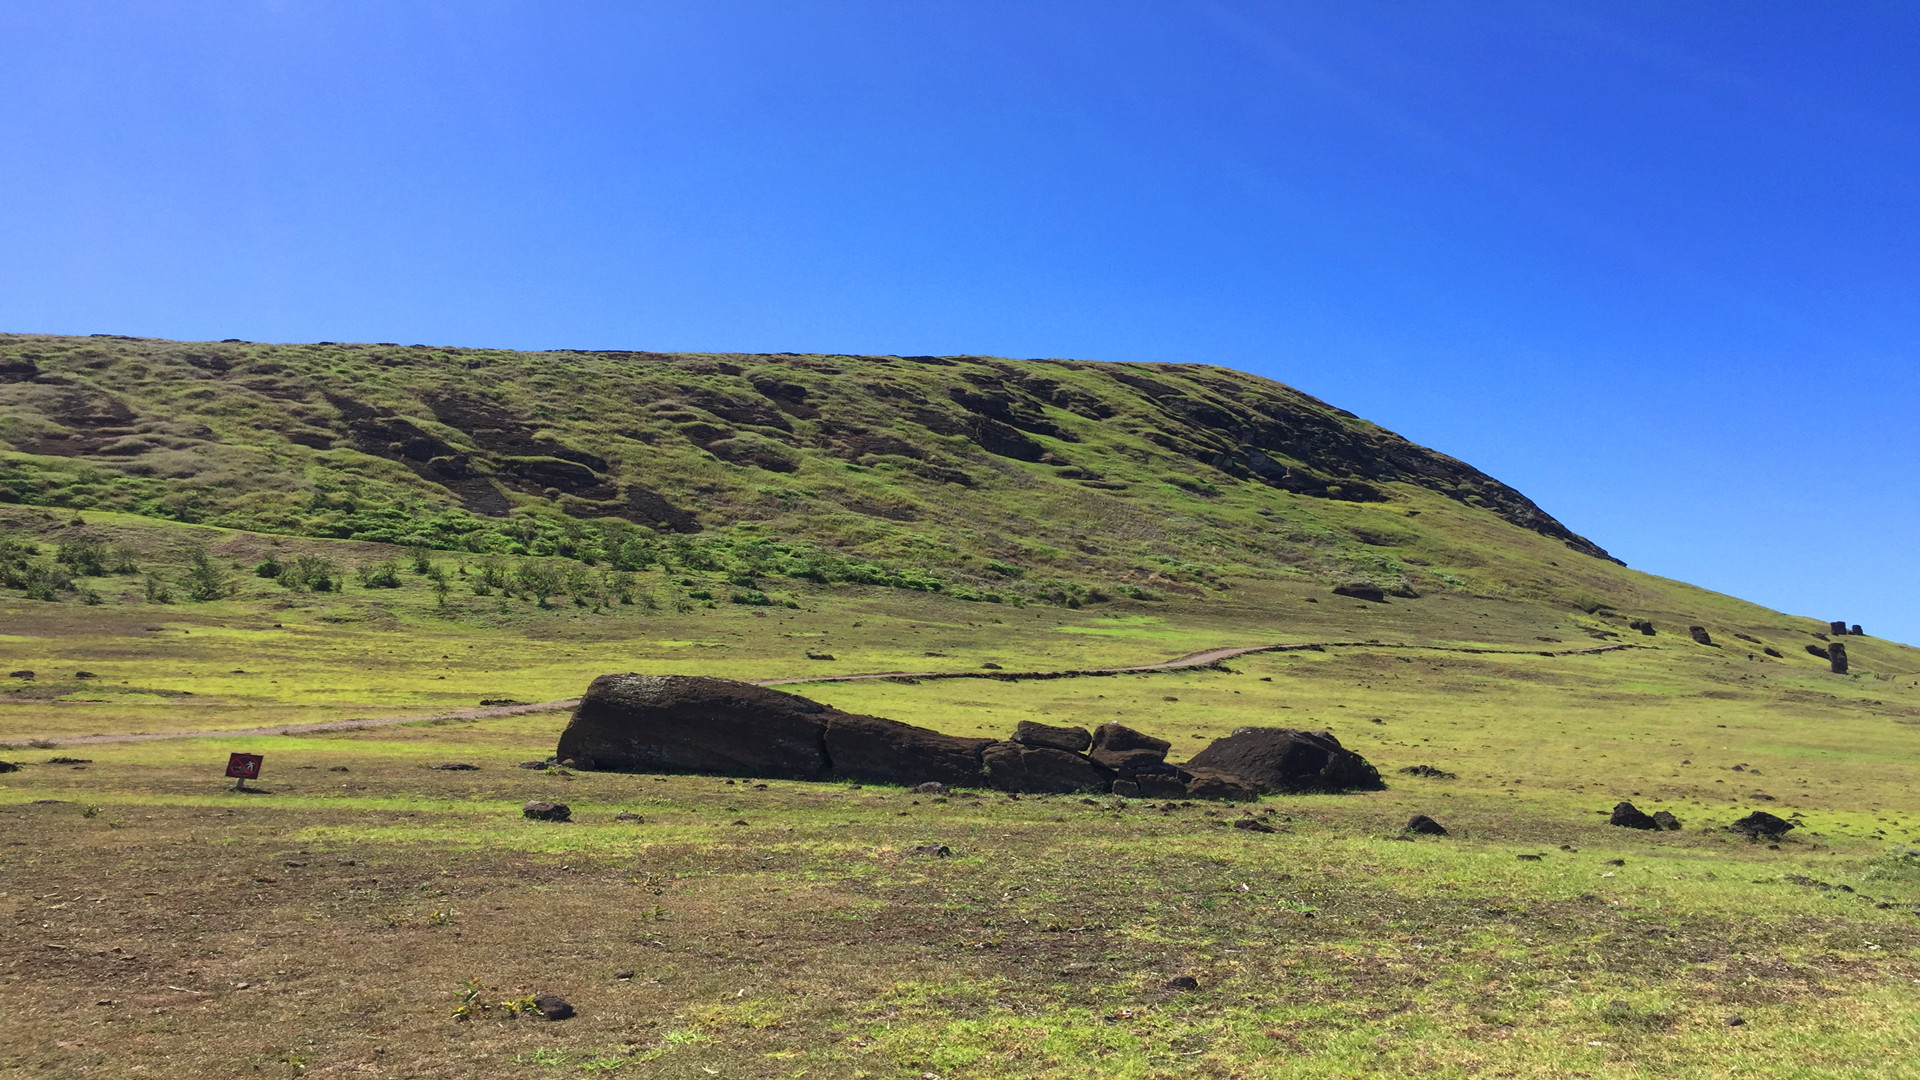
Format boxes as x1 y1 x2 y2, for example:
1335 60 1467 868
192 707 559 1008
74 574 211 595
3 332 1632 602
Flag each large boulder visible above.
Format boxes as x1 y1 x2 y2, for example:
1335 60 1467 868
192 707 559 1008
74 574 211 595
557 675 832 778
824 713 992 788
982 742 1112 793
1182 768 1258 801
1089 723 1174 773
1012 720 1092 753
1182 728 1381 794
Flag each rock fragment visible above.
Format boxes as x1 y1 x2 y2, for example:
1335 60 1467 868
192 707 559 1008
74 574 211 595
523 801 572 822
1405 814 1448 836
1609 801 1660 830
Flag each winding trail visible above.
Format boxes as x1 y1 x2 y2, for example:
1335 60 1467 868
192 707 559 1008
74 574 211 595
19 640 1641 748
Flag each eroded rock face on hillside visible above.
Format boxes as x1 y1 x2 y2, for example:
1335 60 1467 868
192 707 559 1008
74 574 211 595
556 675 1377 801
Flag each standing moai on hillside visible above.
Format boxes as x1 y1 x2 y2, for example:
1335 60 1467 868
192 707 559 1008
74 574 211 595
1829 620 1848 635
1829 641 1849 674
1851 624 1865 636
1689 625 1713 645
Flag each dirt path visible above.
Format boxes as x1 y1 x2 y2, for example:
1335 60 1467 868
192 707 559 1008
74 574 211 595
20 640 1641 747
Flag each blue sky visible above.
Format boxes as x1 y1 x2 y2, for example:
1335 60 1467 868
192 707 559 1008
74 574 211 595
2 2 1916 641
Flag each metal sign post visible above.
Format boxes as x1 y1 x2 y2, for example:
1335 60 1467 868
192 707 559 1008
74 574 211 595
225 752 263 790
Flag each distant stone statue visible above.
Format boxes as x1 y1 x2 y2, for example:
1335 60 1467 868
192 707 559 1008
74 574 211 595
1829 620 1848 635
1688 626 1713 646
1828 641 1848 675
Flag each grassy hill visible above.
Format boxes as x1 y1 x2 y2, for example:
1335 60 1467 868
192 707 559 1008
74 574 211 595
4 333 1919 1078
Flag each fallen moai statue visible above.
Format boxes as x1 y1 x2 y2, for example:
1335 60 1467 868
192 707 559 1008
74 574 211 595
553 674 1380 800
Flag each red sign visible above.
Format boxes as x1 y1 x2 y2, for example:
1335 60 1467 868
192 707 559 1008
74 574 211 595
225 753 263 779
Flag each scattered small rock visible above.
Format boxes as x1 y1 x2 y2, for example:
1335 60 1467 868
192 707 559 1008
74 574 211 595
1163 975 1200 991
1232 817 1276 833
1397 765 1456 779
479 698 527 706
7 670 33 680
1516 853 1544 861
328 766 349 772
532 992 574 1020
805 651 836 661
74 671 97 679
1604 858 1625 866
1405 814 1448 836
1726 1015 1745 1027
613 812 644 822
46 756 91 765
614 970 635 980
907 843 952 857
522 801 572 822
980 662 1003 670
518 760 549 769
913 782 949 795
431 763 479 771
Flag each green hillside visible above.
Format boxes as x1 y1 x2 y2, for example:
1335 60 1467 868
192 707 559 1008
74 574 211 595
0 330 1850 626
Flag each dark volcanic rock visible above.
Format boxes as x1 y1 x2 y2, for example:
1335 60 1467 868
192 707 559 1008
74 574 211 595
523 801 571 822
1332 583 1386 603
1012 720 1092 753
1137 773 1192 799
1397 764 1456 779
1828 641 1848 674
982 742 1111 793
1091 723 1172 756
1163 975 1200 992
1232 817 1276 833
1730 811 1794 839
558 674 833 779
0 760 18 774
1110 779 1141 798
1181 769 1258 801
1182 728 1381 794
1688 626 1714 646
1405 814 1448 836
1610 801 1660 829
532 992 574 1020
1652 810 1682 831
1092 748 1179 776
823 712 991 788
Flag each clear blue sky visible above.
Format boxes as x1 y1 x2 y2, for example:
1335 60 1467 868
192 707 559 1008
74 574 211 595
2 2 1916 641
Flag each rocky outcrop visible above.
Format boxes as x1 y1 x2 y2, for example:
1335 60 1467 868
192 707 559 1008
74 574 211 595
1730 811 1793 839
1181 728 1381 794
824 712 993 789
981 742 1111 793
1089 723 1177 775
556 674 1378 801
1011 720 1092 753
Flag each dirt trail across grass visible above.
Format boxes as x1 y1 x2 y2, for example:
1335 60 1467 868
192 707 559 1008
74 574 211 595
22 641 1641 747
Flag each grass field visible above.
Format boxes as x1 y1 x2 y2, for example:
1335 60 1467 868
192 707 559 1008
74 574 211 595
5 337 1920 1077
6 537 1920 1078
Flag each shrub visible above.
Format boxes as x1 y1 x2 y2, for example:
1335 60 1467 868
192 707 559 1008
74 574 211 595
356 561 402 589
255 556 284 578
182 547 233 601
279 554 339 592
55 537 109 576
